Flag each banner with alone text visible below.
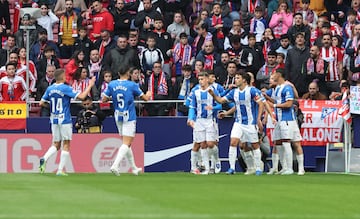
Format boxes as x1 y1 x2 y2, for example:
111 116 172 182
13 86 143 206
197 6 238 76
0 134 144 173
267 100 343 146
0 101 27 130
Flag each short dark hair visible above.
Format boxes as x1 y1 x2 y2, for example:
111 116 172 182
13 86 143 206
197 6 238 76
6 62 17 70
182 64 192 72
118 65 130 76
275 68 286 78
293 12 303 18
240 72 251 85
268 50 277 57
198 71 209 78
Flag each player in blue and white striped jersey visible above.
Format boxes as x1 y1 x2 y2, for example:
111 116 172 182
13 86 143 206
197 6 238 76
39 69 96 176
271 68 303 175
187 71 222 175
102 65 152 176
209 71 265 175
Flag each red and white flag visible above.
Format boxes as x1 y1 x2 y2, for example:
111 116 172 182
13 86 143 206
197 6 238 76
338 92 352 124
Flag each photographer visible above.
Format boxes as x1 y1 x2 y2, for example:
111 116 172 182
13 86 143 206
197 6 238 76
75 96 106 133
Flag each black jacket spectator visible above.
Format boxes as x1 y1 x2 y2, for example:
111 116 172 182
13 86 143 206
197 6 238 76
287 24 311 47
36 55 61 82
103 45 140 80
134 5 162 42
111 7 132 37
0 0 11 31
74 36 94 62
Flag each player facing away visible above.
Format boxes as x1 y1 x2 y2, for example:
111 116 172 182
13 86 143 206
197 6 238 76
209 72 265 175
271 68 303 175
102 65 151 176
39 69 96 176
187 71 222 175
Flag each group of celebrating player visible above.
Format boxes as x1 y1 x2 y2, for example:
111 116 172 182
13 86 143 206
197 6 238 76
187 68 305 176
35 64 304 176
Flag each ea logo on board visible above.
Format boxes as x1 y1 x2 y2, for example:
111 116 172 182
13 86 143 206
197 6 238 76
92 138 130 172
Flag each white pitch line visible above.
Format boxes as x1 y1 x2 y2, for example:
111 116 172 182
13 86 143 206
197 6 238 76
0 214 359 219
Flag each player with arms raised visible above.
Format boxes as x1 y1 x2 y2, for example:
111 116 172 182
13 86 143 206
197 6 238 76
102 66 151 176
39 69 96 176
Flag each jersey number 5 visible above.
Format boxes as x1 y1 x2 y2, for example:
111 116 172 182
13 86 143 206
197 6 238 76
116 93 124 109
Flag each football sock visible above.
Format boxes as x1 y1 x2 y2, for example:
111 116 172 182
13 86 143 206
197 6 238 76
282 142 293 171
112 144 129 169
296 154 304 171
126 147 137 170
252 148 261 171
43 145 57 161
200 148 209 171
272 152 279 171
228 146 237 170
190 150 198 170
57 150 69 173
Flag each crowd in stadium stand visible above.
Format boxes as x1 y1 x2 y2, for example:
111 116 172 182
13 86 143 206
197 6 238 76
0 0 357 116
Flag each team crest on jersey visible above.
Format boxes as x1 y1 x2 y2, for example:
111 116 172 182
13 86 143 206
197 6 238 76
321 107 337 120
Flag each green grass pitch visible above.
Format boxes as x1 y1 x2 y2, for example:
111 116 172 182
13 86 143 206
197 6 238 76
0 173 359 219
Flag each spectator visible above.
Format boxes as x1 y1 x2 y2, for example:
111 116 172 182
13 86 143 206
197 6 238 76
3 35 17 59
103 35 140 80
58 0 80 58
219 61 237 91
261 28 280 61
240 0 266 32
0 51 19 78
17 47 37 93
350 45 360 84
167 11 190 45
214 51 229 83
14 14 39 50
54 0 87 16
276 34 292 60
227 35 252 70
249 6 267 44
36 65 56 116
140 35 164 79
185 0 207 24
345 23 360 57
306 0 326 16
134 0 162 43
89 0 114 42
305 45 328 95
75 96 105 133
0 0 11 35
269 0 293 39
65 50 86 85
30 28 60 66
98 70 114 116
244 33 264 74
173 64 198 116
72 67 99 100
37 4 59 41
205 3 232 51
343 10 359 45
170 32 193 79
297 0 318 29
87 49 102 88
0 62 27 101
192 21 216 57
189 9 208 40
128 32 145 55
193 59 204 78
287 12 311 47
151 17 173 76
224 19 246 50
320 33 343 96
74 26 94 62
142 61 173 116
111 0 131 38
94 29 116 61
268 0 293 20
195 40 220 71
302 81 328 100
35 46 61 82
285 32 310 97
256 50 278 89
